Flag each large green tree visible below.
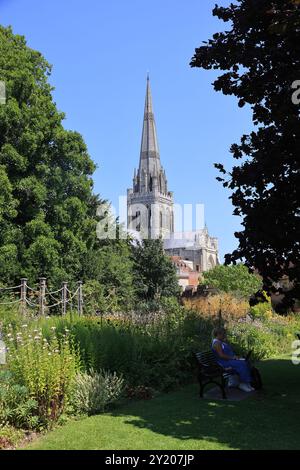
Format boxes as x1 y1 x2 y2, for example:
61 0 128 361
82 238 135 312
191 0 300 307
201 264 262 299
0 26 102 285
132 239 180 301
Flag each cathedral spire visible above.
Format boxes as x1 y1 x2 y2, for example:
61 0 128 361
139 75 161 170
127 76 174 239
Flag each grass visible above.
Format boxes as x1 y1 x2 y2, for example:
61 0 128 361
25 356 300 450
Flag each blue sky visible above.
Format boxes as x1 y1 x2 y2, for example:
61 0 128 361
0 0 253 260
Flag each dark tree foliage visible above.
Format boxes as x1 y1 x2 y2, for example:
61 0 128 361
132 239 181 301
0 26 102 285
0 25 135 302
190 0 300 308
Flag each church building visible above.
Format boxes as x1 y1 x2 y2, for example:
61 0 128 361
127 76 219 281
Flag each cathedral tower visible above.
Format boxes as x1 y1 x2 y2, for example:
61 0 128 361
127 76 174 239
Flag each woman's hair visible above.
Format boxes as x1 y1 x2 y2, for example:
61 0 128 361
212 326 226 338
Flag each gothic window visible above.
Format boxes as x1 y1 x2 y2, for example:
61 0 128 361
160 211 163 229
149 175 153 192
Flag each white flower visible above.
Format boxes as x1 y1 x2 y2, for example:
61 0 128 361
21 324 28 328
50 326 56 331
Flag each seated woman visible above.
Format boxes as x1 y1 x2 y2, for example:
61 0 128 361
211 327 254 392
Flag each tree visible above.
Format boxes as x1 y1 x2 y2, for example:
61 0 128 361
0 26 102 285
82 239 136 312
132 239 181 301
190 1 300 307
201 264 262 299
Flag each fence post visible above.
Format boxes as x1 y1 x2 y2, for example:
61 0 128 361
77 281 83 316
20 278 27 316
62 282 68 316
39 277 47 316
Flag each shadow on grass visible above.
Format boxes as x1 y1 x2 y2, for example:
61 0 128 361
108 358 300 450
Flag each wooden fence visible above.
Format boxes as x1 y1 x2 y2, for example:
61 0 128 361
0 278 83 316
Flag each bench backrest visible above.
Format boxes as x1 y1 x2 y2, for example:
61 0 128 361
194 350 217 366
194 350 223 372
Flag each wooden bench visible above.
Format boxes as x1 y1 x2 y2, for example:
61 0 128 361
193 350 234 399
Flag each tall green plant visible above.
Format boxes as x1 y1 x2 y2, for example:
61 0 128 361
6 325 80 426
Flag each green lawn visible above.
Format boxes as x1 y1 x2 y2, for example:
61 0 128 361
26 356 300 450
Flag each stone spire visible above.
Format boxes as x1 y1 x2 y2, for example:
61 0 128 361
139 75 161 174
134 76 166 194
127 76 174 239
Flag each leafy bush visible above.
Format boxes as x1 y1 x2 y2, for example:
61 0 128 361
0 425 25 449
0 370 39 430
71 369 124 415
5 325 80 427
228 322 277 360
250 293 273 319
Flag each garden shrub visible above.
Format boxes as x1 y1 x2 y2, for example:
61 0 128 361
228 322 277 359
71 369 124 415
0 425 25 449
5 325 80 427
0 370 39 430
250 293 273 319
